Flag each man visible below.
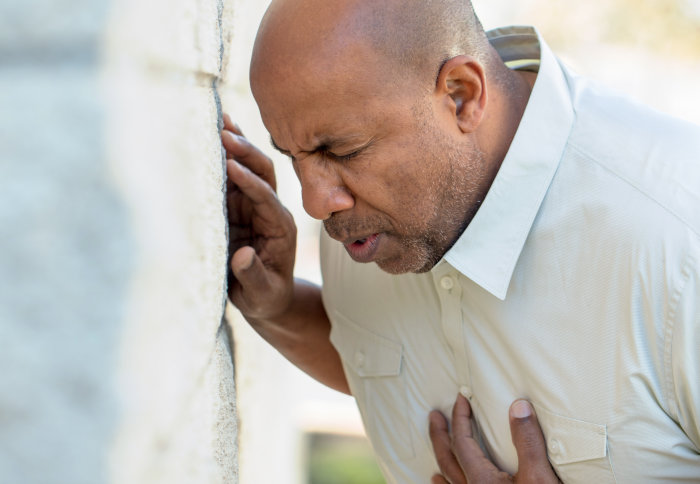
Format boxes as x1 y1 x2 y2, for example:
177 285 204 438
222 0 700 482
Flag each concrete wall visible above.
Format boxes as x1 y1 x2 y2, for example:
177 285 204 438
105 0 237 481
0 0 237 482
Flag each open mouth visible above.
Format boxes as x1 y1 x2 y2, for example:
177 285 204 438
344 233 381 263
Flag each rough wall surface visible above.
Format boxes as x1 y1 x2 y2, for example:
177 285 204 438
0 0 237 482
104 0 237 482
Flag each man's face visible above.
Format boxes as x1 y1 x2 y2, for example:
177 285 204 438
252 45 486 274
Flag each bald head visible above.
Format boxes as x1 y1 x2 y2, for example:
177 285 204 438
250 0 494 96
357 0 492 80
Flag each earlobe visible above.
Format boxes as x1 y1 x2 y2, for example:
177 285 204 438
436 55 487 133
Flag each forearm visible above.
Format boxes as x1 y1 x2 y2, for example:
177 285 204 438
244 278 350 394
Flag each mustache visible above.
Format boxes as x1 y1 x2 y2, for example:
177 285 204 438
323 213 389 240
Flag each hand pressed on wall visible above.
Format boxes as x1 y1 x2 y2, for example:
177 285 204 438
429 395 561 484
221 113 297 321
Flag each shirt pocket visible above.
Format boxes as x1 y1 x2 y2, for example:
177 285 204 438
330 310 415 462
533 405 616 483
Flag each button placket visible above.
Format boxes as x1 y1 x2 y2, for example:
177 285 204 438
548 438 562 457
459 385 473 401
433 265 472 396
440 276 454 290
354 351 365 368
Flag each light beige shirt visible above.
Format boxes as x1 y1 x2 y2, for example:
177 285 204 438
321 27 700 483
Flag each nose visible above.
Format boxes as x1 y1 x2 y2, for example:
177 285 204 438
295 157 354 220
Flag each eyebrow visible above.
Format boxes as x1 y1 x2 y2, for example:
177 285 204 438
270 134 366 158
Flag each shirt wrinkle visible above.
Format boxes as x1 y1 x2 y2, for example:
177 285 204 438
665 251 694 429
567 142 700 241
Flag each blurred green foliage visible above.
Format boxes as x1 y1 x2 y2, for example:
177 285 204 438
307 433 386 484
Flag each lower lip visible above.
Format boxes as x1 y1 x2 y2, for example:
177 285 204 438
344 233 381 263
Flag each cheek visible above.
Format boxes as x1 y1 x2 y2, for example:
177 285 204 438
387 156 438 199
343 141 437 209
347 165 413 210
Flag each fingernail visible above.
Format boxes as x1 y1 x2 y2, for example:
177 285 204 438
242 250 255 270
224 131 241 142
511 400 532 419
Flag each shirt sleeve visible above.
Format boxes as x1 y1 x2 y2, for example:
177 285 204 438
670 248 700 451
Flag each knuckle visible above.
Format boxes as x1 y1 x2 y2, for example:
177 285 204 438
435 455 452 474
514 421 543 448
521 432 540 450
436 453 448 467
451 434 470 456
473 469 495 484
517 468 552 483
485 468 513 484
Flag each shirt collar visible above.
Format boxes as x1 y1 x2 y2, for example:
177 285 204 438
440 26 575 300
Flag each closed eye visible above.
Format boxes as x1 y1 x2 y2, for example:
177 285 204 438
328 150 361 162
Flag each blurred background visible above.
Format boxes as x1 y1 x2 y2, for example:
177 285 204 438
1 0 698 483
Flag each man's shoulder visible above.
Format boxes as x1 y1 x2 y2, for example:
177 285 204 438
565 71 700 168
561 73 700 237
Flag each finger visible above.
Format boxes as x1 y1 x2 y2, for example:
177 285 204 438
222 131 276 190
230 247 261 308
227 159 281 214
451 394 474 440
227 160 292 241
227 157 295 249
450 395 506 483
509 400 559 483
222 113 243 135
450 395 486 470
229 247 279 319
431 474 450 484
429 410 468 484
231 246 268 289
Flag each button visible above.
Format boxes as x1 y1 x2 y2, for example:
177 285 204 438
440 276 454 290
354 351 365 368
548 438 561 456
459 385 472 400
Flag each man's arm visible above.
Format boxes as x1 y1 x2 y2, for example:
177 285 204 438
240 278 349 394
222 114 349 394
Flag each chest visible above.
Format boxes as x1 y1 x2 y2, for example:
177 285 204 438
324 242 694 483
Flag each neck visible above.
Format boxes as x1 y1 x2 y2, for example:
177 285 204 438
478 64 536 182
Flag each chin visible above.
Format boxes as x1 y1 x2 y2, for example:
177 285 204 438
375 254 438 275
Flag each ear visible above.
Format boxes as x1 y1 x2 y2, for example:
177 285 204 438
435 55 487 133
